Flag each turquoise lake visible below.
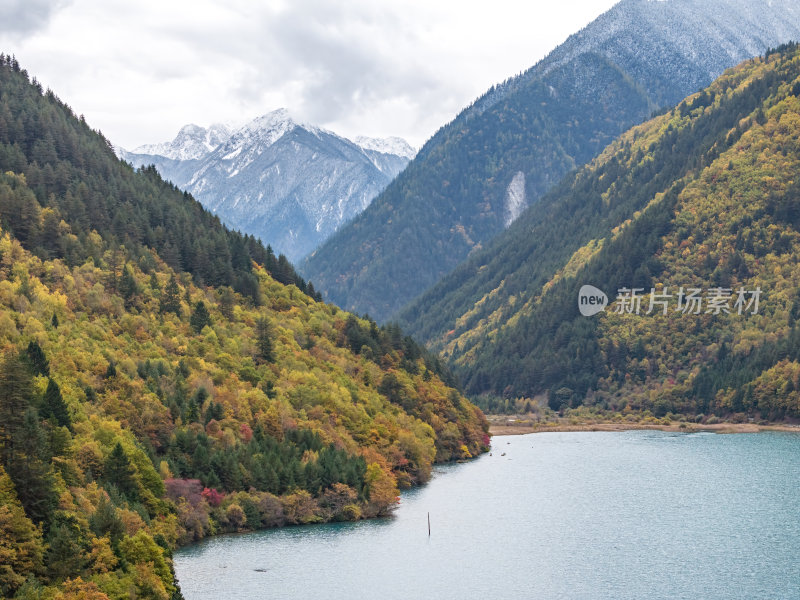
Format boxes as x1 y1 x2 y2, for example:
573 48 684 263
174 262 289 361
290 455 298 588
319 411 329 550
173 431 800 599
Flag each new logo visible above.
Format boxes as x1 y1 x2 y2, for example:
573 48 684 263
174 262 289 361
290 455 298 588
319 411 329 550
578 285 608 316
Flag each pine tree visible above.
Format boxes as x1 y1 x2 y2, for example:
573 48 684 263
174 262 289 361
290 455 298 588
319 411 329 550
40 378 71 430
149 272 160 295
159 275 182 316
0 352 35 458
7 410 57 524
218 286 235 320
255 316 274 363
104 442 138 500
203 401 224 425
104 361 116 379
89 494 124 543
45 516 87 580
190 301 212 333
185 398 199 423
24 341 49 377
119 264 138 307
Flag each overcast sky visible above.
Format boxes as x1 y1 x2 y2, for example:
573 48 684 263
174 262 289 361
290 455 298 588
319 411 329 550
0 0 619 150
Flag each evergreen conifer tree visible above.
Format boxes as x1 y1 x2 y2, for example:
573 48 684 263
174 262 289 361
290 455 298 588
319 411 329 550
104 442 138 500
159 275 182 316
0 353 35 457
190 301 212 333
40 378 71 430
255 317 274 363
24 341 49 377
119 264 138 306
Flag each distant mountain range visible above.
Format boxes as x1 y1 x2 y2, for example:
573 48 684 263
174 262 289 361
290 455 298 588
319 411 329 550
117 110 415 261
300 0 800 322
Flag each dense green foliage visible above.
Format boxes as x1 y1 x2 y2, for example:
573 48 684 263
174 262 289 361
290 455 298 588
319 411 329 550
401 44 800 420
301 3 794 322
0 54 317 304
0 57 487 599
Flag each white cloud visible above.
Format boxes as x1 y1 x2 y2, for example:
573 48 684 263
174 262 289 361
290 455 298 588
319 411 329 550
0 0 619 149
0 0 72 38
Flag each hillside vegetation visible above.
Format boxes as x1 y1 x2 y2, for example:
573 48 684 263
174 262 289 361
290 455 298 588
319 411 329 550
400 44 800 421
0 55 487 600
302 0 800 322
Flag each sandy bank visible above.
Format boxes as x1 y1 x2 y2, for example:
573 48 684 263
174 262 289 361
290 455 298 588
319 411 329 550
489 419 800 436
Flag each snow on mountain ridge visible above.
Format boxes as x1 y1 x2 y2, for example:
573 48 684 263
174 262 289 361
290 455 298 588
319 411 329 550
468 0 800 122
133 122 231 161
355 136 417 160
118 110 413 261
227 108 298 149
125 109 416 167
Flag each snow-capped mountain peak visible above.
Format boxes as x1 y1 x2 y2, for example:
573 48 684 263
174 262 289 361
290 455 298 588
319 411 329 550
117 110 414 261
355 136 417 160
212 108 335 165
232 108 299 146
198 109 308 180
132 122 231 161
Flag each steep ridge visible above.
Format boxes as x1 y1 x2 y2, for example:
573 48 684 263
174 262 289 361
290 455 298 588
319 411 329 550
0 56 486 599
120 112 414 261
302 0 800 321
401 43 800 420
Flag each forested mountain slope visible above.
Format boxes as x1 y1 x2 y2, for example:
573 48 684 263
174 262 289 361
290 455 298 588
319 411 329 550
302 0 800 322
0 56 486 600
400 44 800 420
0 60 320 304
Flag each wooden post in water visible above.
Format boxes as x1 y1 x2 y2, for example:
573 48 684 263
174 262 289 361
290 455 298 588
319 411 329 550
428 512 430 536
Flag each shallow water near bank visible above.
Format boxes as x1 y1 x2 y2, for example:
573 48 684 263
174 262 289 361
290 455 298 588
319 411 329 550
174 431 800 600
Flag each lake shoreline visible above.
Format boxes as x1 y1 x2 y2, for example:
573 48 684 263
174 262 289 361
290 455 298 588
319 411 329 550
488 418 800 436
174 429 800 600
